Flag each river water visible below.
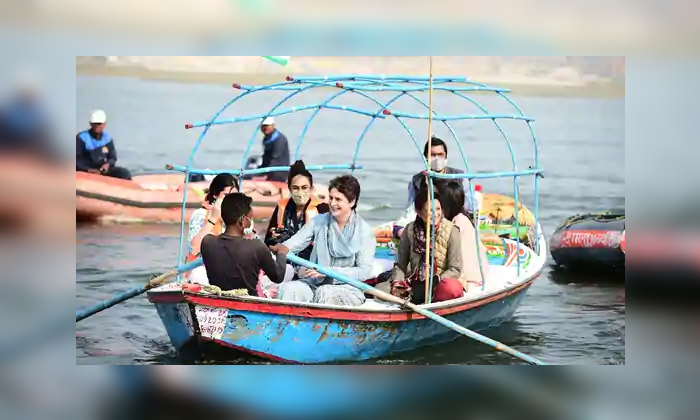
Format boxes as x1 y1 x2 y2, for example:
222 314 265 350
75 75 625 364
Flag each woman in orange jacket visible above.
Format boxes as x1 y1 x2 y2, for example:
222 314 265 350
263 160 329 262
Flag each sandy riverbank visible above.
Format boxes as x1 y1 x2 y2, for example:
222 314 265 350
76 62 625 99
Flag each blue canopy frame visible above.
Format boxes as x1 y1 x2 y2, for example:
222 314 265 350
169 74 544 303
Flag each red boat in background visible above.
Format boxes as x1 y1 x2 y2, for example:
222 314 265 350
76 171 328 224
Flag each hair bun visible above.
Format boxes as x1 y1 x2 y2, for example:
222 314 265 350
291 160 306 171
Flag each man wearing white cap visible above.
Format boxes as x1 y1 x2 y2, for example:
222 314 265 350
76 110 132 179
258 116 290 182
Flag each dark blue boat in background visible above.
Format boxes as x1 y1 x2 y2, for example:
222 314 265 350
549 210 625 269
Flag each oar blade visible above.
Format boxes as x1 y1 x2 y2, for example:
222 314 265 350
285 253 545 365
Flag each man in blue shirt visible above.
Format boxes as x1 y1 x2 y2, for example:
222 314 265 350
75 110 131 180
259 117 290 182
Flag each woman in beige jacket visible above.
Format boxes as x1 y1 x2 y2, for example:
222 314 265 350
439 181 490 292
389 187 465 304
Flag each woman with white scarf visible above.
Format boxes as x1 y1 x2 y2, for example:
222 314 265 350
269 175 376 306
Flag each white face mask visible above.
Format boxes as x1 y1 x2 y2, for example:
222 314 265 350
242 216 255 237
430 157 447 172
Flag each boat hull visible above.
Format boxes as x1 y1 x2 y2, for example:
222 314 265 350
149 272 537 364
550 212 625 268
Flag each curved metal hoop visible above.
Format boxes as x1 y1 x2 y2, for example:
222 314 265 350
174 75 544 288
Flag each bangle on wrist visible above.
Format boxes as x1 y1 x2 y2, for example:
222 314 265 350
207 219 216 225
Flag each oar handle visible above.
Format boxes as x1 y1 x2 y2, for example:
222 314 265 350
285 254 546 365
145 268 178 289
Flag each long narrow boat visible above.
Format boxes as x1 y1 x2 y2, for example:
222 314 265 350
148 227 546 363
146 73 546 363
76 171 328 223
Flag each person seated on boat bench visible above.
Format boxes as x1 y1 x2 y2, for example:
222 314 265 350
201 192 288 295
264 160 330 258
258 160 329 296
393 136 474 239
439 180 489 292
186 173 238 284
389 187 464 304
75 110 132 180
257 117 290 182
269 175 376 306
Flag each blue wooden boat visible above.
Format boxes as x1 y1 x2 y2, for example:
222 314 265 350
147 73 547 363
148 234 546 363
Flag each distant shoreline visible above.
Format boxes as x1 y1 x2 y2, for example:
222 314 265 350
76 63 625 99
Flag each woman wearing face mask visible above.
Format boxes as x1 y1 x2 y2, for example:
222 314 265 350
389 187 465 304
185 173 238 284
258 160 328 297
269 175 377 306
200 193 287 295
187 173 238 257
264 160 330 261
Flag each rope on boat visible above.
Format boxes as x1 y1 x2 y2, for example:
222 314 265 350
555 211 625 231
197 285 250 297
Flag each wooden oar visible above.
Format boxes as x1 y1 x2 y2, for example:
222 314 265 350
75 259 203 322
424 55 434 304
286 254 546 365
